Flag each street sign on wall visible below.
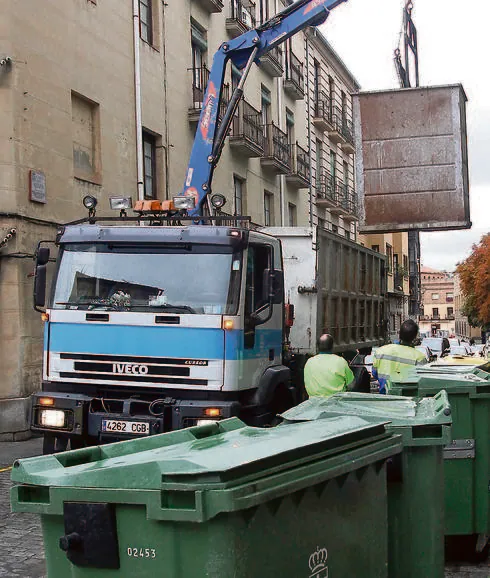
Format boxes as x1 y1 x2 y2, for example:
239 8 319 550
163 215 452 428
29 170 46 204
354 85 471 232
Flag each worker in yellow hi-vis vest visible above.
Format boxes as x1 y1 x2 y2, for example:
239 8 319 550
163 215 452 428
373 319 427 394
304 334 355 398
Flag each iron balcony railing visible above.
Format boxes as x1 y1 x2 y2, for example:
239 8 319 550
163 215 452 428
332 107 354 145
231 100 264 149
337 182 357 214
190 65 210 110
264 44 283 71
230 0 256 29
288 143 310 182
285 49 304 90
263 123 291 168
314 93 333 125
317 170 336 203
190 66 229 121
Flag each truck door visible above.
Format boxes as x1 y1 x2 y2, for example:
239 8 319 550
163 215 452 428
243 243 283 383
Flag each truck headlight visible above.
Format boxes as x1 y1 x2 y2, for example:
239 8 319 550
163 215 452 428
39 409 67 428
196 419 219 427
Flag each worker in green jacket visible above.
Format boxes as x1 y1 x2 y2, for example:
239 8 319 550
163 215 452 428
304 334 356 398
373 319 427 394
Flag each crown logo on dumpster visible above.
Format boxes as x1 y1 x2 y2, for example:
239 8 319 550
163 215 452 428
309 547 328 578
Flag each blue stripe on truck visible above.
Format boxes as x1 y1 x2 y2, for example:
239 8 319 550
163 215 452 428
47 323 282 361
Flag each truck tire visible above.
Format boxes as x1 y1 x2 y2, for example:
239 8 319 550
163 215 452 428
268 383 294 426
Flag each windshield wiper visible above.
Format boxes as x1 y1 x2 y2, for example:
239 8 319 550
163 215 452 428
136 304 197 314
55 301 124 311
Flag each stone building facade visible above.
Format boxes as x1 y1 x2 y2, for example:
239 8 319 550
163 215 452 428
359 232 410 341
0 0 361 437
419 266 455 337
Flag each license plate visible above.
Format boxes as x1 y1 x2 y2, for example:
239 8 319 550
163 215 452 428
101 420 150 435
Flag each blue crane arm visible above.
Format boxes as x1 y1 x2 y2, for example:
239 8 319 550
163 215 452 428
180 0 348 216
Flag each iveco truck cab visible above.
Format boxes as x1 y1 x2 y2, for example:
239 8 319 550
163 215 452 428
32 213 294 452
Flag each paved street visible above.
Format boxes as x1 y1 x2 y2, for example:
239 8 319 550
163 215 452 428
0 437 489 577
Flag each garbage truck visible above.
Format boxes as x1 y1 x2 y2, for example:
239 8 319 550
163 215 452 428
30 0 387 452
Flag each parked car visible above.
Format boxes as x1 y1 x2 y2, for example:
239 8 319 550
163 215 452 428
450 344 472 356
421 337 449 358
416 345 436 363
449 338 461 347
470 344 485 356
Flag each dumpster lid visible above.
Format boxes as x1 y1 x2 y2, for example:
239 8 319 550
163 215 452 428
281 391 452 427
12 417 394 490
392 369 490 390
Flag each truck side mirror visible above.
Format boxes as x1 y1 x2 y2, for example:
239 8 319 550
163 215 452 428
34 264 47 308
262 269 284 305
36 247 50 266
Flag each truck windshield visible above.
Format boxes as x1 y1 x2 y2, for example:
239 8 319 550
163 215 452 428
51 243 241 315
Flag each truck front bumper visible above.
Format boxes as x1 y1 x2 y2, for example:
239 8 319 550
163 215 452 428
30 391 240 441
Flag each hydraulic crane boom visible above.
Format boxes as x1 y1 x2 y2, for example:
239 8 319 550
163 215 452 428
180 0 348 216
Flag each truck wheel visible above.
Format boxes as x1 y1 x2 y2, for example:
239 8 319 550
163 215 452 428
42 435 69 455
268 384 294 426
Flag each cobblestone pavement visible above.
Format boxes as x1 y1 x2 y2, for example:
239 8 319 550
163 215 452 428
1 437 490 577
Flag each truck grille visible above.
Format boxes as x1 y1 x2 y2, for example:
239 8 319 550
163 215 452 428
58 353 209 386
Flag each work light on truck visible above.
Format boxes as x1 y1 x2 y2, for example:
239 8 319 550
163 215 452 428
109 196 133 210
173 196 196 210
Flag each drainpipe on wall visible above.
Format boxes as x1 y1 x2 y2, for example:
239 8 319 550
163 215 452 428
305 31 313 228
133 0 144 201
275 0 285 227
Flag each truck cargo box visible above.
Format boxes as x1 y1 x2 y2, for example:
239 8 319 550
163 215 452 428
264 227 387 354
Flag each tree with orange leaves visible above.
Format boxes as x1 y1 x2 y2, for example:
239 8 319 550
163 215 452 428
456 233 490 330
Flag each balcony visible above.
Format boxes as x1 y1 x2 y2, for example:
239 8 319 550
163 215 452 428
286 143 310 188
312 94 334 132
195 0 224 13
260 44 283 77
331 183 358 220
328 108 355 153
392 272 404 294
316 172 337 208
226 0 256 38
188 66 210 123
261 123 291 174
284 50 304 100
229 100 264 158
188 67 230 125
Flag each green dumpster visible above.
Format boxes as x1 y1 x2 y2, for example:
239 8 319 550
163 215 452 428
390 368 490 551
281 391 452 578
12 417 402 578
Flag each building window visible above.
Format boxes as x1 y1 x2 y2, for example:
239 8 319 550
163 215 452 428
432 293 440 300
313 60 321 104
316 139 323 188
403 254 409 274
233 175 244 215
330 150 336 180
328 76 335 116
386 244 393 274
139 0 153 44
286 108 295 144
371 245 379 252
71 92 101 184
143 131 157 199
432 308 439 318
332 224 339 234
447 307 454 317
261 85 271 126
264 191 273 226
288 203 297 227
259 0 269 24
446 292 454 303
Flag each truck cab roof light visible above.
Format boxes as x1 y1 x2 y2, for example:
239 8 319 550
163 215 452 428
110 196 133 210
173 196 196 211
39 397 55 406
